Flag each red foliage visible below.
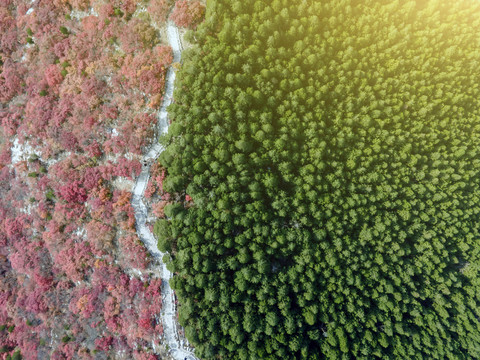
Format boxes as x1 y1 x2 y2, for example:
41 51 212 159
95 336 113 351
144 278 162 298
156 169 166 193
170 0 205 29
44 64 63 91
51 343 76 360
23 96 55 140
118 235 149 270
115 158 142 179
70 0 90 11
119 45 173 98
148 0 169 24
0 107 22 137
0 0 172 357
152 201 167 218
55 239 95 282
58 181 88 204
4 217 24 239
110 113 157 155
60 131 79 152
82 166 102 190
53 37 71 59
144 179 156 199
133 351 159 360
117 0 137 16
85 219 114 251
0 60 25 102
9 237 52 282
53 202 88 224
0 7 18 55
17 286 49 314
69 286 102 319
84 140 103 158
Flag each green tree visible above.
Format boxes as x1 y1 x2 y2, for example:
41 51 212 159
158 0 480 358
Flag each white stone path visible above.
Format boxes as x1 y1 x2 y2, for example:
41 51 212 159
131 23 197 360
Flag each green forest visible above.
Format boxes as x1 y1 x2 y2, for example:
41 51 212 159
155 0 480 358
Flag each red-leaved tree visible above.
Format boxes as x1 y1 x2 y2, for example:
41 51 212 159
170 0 205 29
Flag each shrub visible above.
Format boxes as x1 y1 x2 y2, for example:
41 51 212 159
61 335 71 343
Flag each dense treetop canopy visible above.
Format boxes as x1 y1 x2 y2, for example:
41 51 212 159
156 0 480 358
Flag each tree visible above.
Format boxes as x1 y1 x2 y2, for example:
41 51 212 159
148 0 170 25
170 0 206 29
57 181 87 204
118 235 149 270
158 0 480 358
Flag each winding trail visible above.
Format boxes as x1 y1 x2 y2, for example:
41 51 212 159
132 23 197 360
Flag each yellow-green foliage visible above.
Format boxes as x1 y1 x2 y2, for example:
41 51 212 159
157 0 480 358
